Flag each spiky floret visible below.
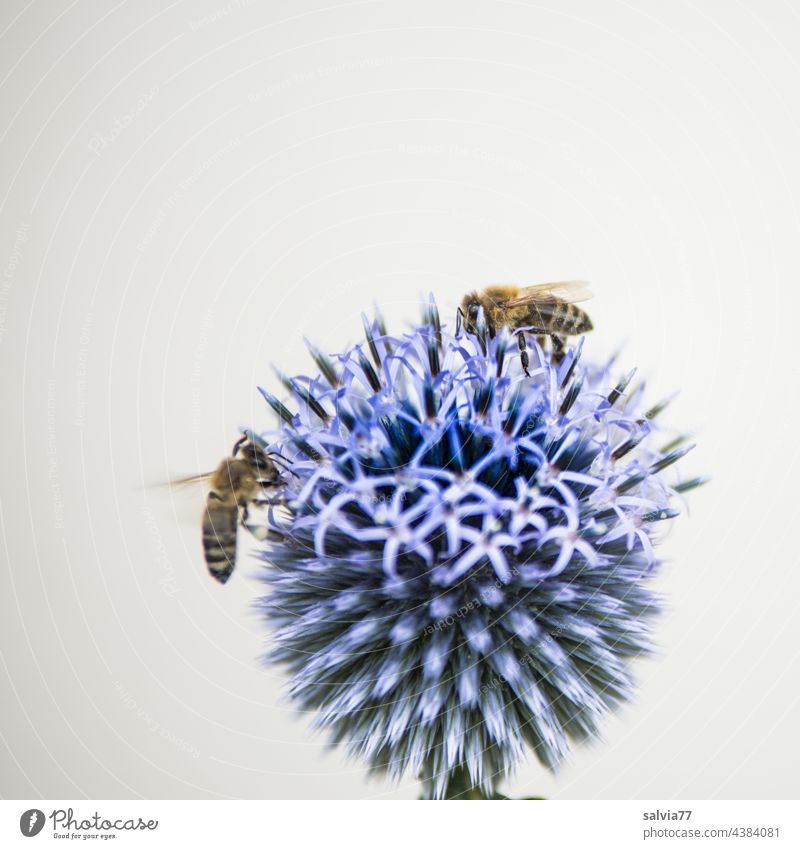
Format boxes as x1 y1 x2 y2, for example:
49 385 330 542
252 297 701 799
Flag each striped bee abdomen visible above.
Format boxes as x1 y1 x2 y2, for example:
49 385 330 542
202 500 239 584
532 300 593 335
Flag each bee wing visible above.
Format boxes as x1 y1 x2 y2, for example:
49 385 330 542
148 473 213 491
505 280 593 306
142 474 214 528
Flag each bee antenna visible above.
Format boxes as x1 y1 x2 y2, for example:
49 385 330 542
456 307 464 337
231 434 248 455
267 452 299 476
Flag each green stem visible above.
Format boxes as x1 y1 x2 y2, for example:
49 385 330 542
421 765 546 800
442 765 495 800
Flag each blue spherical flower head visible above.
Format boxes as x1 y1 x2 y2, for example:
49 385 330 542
254 297 701 800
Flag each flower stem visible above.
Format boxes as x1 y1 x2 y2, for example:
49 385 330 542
442 766 494 799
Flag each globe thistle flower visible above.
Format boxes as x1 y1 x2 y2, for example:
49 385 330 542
252 297 701 799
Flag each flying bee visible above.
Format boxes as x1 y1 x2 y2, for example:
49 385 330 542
457 281 594 374
176 435 292 584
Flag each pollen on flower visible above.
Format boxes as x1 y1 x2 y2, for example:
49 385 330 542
251 296 701 799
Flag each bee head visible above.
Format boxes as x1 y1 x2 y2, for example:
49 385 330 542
458 292 481 334
232 435 296 482
232 437 273 474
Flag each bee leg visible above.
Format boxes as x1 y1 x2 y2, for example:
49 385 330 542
247 525 285 543
517 332 531 377
550 334 565 364
255 490 287 507
241 500 278 542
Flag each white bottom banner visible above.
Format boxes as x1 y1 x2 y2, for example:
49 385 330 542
2 800 797 848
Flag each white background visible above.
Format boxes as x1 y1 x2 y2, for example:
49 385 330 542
1 0 798 799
